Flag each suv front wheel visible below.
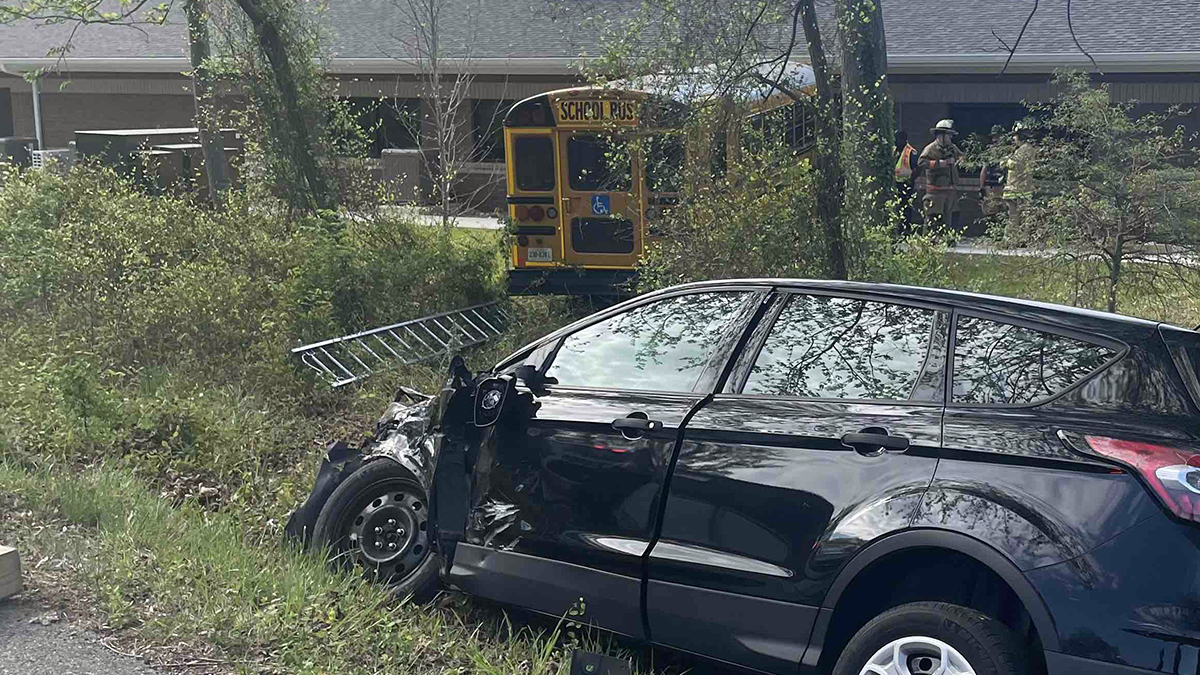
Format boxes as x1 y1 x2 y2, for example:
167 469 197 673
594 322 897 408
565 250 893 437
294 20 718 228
833 602 1028 675
312 459 440 602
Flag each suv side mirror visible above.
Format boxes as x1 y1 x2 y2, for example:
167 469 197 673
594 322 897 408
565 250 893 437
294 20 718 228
514 364 556 397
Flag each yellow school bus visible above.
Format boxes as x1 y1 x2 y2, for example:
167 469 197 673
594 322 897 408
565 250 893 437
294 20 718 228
503 79 818 297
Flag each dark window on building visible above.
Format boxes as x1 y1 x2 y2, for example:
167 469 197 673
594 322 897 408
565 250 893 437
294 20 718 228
952 316 1117 405
744 294 949 401
547 292 751 392
0 88 12 137
745 100 817 154
472 99 515 162
945 103 1031 146
514 136 555 191
341 97 420 158
568 135 632 191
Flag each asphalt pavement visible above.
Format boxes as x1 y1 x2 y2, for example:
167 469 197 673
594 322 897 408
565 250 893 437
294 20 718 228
0 599 156 675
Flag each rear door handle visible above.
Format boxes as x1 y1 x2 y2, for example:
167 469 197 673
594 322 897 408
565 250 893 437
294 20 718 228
841 432 910 454
612 418 663 433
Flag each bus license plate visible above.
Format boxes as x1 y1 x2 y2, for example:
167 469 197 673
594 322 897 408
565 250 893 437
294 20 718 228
527 247 553 262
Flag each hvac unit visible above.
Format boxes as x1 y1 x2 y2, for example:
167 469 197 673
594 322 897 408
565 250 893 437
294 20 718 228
31 148 77 171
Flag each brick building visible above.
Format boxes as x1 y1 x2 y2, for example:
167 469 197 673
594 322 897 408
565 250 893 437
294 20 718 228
2 0 1199 209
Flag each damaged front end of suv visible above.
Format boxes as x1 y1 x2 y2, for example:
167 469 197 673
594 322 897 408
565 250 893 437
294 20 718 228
284 355 542 600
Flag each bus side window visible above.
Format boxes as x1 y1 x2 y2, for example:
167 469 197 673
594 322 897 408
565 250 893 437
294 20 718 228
515 136 555 191
790 100 817 151
647 134 685 193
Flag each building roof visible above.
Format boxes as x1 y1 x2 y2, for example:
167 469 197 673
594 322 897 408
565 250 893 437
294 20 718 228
1 0 1199 74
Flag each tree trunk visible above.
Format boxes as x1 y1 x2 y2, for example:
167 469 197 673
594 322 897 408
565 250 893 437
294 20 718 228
838 0 895 228
234 0 334 211
184 0 230 204
1107 234 1124 313
798 0 847 280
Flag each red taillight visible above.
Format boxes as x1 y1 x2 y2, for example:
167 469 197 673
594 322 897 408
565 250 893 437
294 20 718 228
1084 435 1200 523
528 205 545 222
515 205 529 220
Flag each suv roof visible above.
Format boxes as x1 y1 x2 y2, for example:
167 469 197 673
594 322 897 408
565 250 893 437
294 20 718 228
668 278 1175 330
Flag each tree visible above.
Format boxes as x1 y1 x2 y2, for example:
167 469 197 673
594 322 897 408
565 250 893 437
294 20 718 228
576 0 900 280
184 0 232 203
989 71 1200 314
223 0 336 212
837 0 893 235
3 0 337 213
388 0 509 228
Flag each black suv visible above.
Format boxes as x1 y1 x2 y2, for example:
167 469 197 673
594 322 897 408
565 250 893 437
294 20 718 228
290 280 1200 675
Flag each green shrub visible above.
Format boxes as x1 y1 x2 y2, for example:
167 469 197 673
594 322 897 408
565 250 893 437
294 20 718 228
638 139 951 291
0 162 526 514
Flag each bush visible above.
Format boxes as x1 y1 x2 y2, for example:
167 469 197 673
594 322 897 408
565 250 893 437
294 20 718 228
638 138 951 291
0 162 524 515
0 164 505 382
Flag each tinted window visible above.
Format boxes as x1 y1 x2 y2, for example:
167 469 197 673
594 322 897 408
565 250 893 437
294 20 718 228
568 135 631 191
744 294 948 401
548 292 751 392
953 316 1117 405
514 137 555 191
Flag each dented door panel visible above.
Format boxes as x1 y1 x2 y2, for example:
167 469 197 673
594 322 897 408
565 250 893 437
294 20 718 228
465 387 701 579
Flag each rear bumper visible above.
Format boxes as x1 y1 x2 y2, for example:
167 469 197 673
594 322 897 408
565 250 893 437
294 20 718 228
1045 651 1157 675
507 267 637 297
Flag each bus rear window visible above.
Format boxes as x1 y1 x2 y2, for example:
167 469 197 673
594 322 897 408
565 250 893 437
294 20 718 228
515 137 555 191
568 135 631 192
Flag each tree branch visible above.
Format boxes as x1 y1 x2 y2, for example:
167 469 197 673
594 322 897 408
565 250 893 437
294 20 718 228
1066 0 1102 73
1000 0 1038 75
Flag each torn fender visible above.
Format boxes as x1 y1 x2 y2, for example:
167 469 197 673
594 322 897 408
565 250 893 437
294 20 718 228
284 388 440 548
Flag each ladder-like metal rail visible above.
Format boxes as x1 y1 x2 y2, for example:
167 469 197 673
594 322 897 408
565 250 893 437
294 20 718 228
292 301 510 387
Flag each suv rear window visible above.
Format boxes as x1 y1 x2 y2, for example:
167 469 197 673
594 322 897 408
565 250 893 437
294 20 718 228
953 316 1118 405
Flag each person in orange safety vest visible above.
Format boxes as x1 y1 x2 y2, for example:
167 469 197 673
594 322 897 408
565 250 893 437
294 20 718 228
894 131 919 230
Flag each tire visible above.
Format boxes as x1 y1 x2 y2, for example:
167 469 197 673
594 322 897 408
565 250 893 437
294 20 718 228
832 602 1029 675
312 459 440 602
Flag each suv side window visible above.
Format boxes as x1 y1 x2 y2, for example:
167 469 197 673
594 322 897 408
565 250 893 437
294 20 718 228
743 294 949 402
547 292 752 392
953 315 1118 405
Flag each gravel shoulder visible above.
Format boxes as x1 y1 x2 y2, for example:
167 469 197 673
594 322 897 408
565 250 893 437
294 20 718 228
0 598 158 675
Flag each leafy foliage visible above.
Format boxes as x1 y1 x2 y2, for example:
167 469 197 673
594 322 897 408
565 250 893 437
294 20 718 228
983 71 1200 313
637 130 951 291
0 163 509 483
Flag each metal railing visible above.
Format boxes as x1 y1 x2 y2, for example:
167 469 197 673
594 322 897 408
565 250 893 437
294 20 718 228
292 301 510 387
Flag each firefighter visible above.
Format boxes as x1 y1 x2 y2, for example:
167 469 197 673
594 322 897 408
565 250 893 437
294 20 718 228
918 119 964 231
894 130 919 230
1003 122 1036 239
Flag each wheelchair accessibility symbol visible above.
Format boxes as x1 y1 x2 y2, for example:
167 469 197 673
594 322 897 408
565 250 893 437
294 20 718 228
591 195 611 215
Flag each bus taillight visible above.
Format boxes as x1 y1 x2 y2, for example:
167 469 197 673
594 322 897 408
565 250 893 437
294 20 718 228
529 206 545 222
516 205 530 220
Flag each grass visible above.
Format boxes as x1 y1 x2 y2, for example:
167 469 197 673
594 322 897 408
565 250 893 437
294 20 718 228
0 462 637 675
0 289 662 675
941 252 1200 328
